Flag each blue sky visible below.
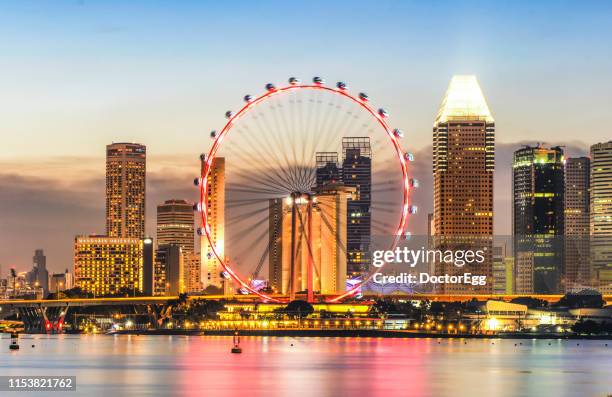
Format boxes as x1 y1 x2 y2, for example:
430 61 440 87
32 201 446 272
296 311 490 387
1 0 611 271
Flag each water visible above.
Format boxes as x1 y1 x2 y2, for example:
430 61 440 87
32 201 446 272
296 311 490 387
1 335 611 397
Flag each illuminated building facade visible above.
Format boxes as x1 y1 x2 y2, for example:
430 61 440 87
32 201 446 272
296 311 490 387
564 157 590 291
184 252 202 293
590 141 612 293
201 157 225 290
106 143 146 239
154 244 184 296
268 186 353 297
432 75 494 293
156 199 195 253
513 145 565 294
74 235 153 296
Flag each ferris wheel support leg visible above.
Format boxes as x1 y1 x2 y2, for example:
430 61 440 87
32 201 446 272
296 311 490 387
289 195 297 302
307 201 314 303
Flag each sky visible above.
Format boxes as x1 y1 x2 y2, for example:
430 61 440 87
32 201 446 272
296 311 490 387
1 0 611 274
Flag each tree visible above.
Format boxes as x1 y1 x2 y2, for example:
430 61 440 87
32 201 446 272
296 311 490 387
284 300 314 318
204 285 223 295
572 320 601 335
554 292 604 309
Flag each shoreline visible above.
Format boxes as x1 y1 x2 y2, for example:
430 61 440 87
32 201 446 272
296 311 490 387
106 329 612 339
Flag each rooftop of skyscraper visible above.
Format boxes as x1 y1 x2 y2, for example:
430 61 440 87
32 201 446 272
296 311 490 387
435 75 494 124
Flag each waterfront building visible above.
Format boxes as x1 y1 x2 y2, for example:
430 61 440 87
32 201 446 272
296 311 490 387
200 157 226 291
493 245 514 294
154 244 184 296
269 185 354 297
564 157 591 292
432 75 494 293
184 252 202 293
106 143 146 239
73 235 153 296
590 141 612 294
513 145 565 294
49 269 73 294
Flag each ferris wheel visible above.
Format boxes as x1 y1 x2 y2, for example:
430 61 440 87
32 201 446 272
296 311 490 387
195 77 416 303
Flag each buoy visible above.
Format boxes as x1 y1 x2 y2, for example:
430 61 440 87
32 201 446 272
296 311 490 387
9 333 19 350
231 331 242 354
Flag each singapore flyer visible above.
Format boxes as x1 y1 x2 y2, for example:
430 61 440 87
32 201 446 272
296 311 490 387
195 77 416 303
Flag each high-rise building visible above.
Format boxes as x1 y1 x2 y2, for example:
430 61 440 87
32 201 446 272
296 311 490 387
432 75 494 293
590 141 612 294
28 249 49 295
74 235 152 296
106 143 146 239
564 157 591 292
342 137 372 277
316 152 341 186
184 252 202 293
200 157 226 290
156 199 195 254
513 145 565 294
154 244 184 296
268 186 353 297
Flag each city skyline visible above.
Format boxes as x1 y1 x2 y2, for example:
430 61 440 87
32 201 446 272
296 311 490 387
2 1 612 274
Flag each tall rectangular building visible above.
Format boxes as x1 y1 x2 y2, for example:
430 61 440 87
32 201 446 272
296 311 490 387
154 244 184 296
74 235 152 296
513 145 565 294
342 137 372 278
106 143 146 238
590 141 612 294
432 75 494 294
200 157 226 290
564 157 590 292
156 199 195 253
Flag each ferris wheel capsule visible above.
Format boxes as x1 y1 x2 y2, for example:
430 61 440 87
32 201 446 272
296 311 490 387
409 178 419 188
197 227 205 236
193 202 203 212
313 76 324 85
193 177 200 187
408 205 418 214
359 92 369 102
404 152 415 162
379 108 389 118
393 128 404 138
402 231 412 240
221 271 231 280
199 153 207 162
210 130 217 139
288 77 301 85
239 287 249 295
336 81 347 90
225 110 234 119
244 94 254 103
265 83 276 92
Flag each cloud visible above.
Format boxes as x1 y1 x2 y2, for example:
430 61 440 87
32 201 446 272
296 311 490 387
0 141 590 275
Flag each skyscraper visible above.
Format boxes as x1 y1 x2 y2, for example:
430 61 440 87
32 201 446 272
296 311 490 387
432 75 494 293
513 145 565 294
564 157 590 292
590 141 612 294
28 249 49 295
154 244 184 296
342 137 371 277
156 199 195 254
200 157 226 291
106 143 146 239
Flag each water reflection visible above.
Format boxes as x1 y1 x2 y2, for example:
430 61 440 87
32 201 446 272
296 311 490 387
1 335 610 397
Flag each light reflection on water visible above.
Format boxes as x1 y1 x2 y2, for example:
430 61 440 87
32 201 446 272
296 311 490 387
1 335 611 397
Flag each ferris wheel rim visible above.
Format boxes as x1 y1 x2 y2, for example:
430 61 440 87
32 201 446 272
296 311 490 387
199 80 411 303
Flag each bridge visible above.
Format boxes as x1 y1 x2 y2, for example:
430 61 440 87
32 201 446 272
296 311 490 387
2 293 609 333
